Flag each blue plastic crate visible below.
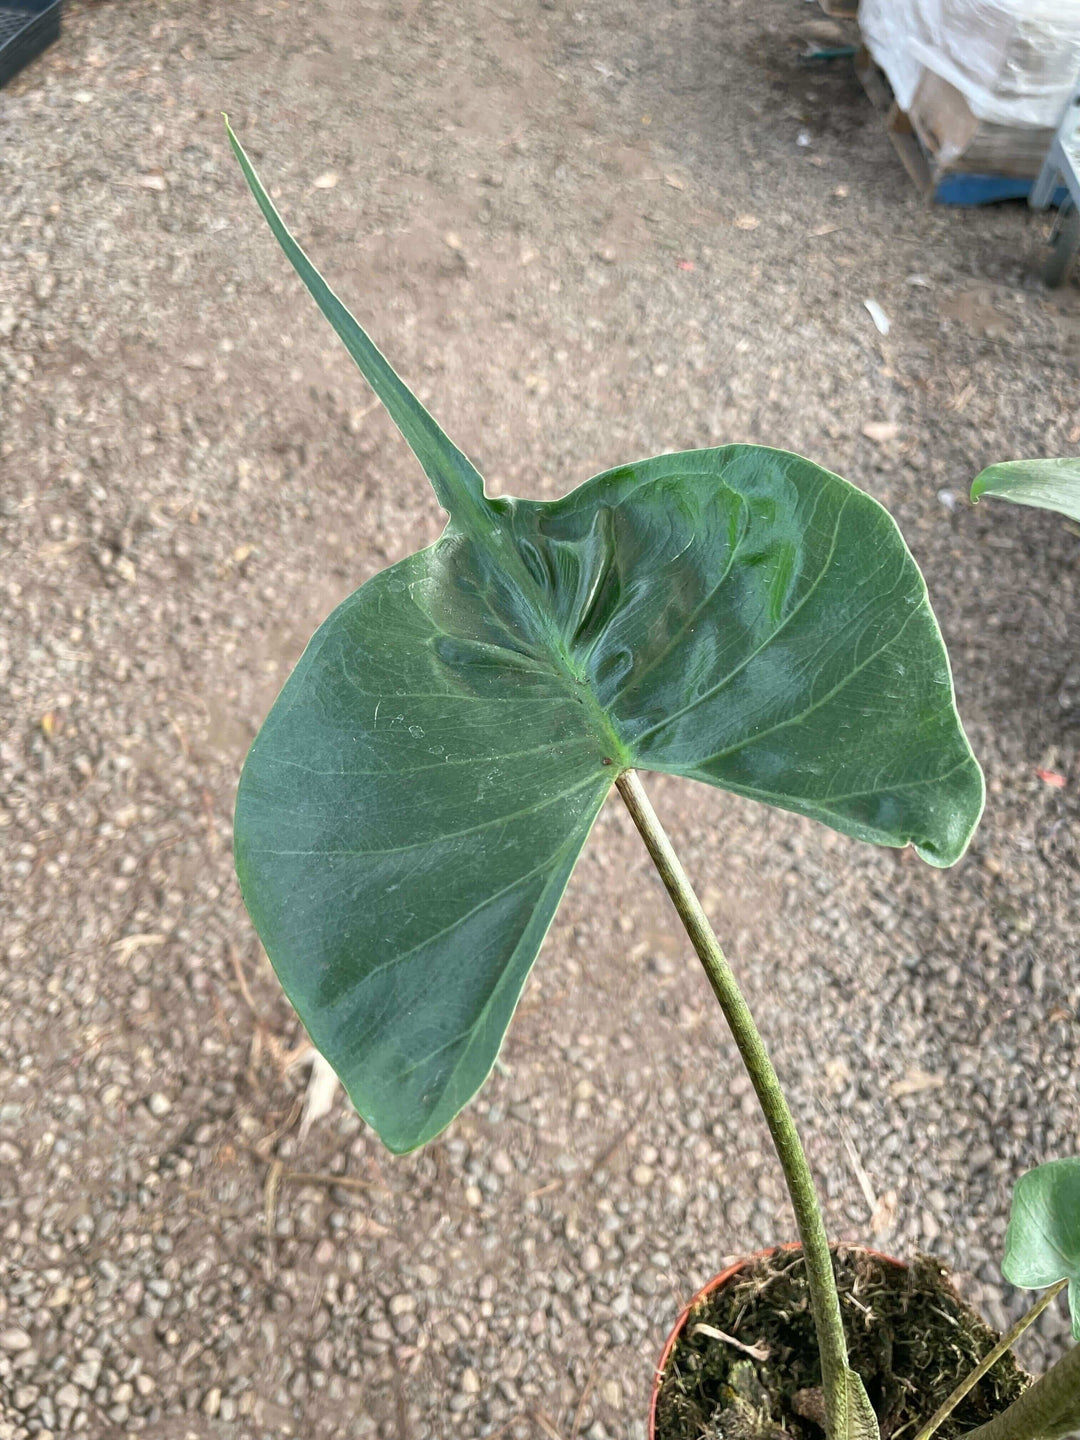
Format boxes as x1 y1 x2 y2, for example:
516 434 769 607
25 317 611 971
933 172 1068 207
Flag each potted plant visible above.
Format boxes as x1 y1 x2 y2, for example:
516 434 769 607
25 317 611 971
225 123 1080 1440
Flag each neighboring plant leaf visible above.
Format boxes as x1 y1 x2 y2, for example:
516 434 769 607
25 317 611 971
227 125 985 1153
844 1368 881 1440
1003 1158 1080 1339
971 458 1080 524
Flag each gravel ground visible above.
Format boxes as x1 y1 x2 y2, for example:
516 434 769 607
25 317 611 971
2 1 1080 1438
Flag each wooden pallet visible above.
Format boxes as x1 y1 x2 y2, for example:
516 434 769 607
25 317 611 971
854 46 1054 206
855 49 933 194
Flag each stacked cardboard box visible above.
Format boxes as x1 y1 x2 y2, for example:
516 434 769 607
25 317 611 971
860 0 1080 186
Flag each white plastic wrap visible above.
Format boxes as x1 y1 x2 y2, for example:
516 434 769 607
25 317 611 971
860 0 1080 129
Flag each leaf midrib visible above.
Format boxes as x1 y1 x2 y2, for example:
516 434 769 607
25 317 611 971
248 770 605 859
259 737 592 780
448 520 631 770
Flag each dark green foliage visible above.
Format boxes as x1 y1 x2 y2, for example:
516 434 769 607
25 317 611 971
228 125 983 1154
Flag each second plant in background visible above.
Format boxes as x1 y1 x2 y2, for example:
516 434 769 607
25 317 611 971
971 457 1080 524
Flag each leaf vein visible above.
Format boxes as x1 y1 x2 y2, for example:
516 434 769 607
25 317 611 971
631 492 852 744
251 771 605 859
689 601 924 768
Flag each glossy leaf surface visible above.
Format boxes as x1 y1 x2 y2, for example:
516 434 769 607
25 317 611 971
971 458 1080 524
1003 1158 1080 1339
229 126 984 1153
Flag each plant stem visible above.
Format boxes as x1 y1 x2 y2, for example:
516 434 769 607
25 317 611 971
615 769 853 1440
961 1328 1080 1440
912 1280 1068 1440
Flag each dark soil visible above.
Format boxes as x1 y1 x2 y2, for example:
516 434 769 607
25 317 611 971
655 1248 1028 1440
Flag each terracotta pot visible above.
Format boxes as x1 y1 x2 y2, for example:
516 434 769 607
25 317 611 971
647 1243 906 1440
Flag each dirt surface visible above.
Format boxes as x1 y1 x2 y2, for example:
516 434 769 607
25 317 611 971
2 2 1079 1438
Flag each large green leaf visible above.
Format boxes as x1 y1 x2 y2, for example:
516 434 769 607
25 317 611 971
228 125 984 1154
971 459 1080 524
1003 1159 1080 1339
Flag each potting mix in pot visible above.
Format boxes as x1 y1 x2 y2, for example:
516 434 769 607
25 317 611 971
653 1249 1029 1440
226 123 1080 1440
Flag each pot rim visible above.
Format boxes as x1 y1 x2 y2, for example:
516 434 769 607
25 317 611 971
647 1242 906 1440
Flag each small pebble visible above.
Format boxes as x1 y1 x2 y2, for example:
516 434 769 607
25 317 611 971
459 1366 481 1395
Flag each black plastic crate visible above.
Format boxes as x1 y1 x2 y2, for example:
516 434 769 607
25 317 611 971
0 0 63 89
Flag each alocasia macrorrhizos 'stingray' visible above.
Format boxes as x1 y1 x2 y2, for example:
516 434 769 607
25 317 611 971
227 125 984 1155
